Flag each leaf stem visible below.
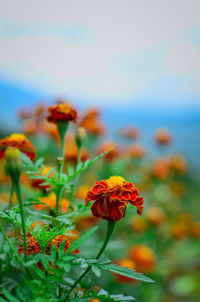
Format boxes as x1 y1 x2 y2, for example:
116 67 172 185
0 219 23 264
15 178 28 262
60 221 115 301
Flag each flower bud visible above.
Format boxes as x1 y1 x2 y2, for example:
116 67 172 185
4 147 22 182
75 127 87 148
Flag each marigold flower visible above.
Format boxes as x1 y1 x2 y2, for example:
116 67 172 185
85 176 144 221
34 193 70 213
147 206 165 227
171 222 188 240
18 234 41 255
19 233 79 256
46 103 77 124
97 140 120 162
114 259 138 283
79 108 105 136
64 142 89 164
119 126 139 140
76 185 90 200
45 235 71 255
190 221 200 239
170 155 187 175
154 128 171 145
151 157 171 180
0 133 36 160
127 144 146 159
128 245 155 273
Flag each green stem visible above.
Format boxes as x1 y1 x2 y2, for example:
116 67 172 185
9 180 14 209
15 179 27 262
60 221 115 302
0 219 23 264
56 122 69 217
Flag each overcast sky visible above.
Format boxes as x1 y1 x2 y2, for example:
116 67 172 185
0 0 200 108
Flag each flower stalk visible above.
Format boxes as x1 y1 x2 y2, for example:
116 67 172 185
15 178 28 262
60 221 115 301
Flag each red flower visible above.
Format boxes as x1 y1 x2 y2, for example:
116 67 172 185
85 176 144 221
46 103 77 124
0 133 36 160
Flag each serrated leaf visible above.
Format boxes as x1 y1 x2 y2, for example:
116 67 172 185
35 157 44 168
50 244 57 264
92 265 101 277
67 226 99 253
58 240 65 258
99 264 154 283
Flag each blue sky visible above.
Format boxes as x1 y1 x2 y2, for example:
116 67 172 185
0 0 200 109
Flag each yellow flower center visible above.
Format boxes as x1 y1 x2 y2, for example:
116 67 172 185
9 133 26 142
57 104 71 113
106 176 125 189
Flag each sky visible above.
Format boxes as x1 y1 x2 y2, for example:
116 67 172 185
0 0 200 109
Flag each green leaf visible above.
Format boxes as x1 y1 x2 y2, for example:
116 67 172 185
67 226 99 253
50 243 57 264
92 264 101 277
63 149 112 185
99 264 154 283
2 288 20 302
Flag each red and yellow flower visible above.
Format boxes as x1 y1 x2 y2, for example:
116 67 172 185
85 176 144 221
147 206 166 227
46 103 77 124
34 193 70 213
0 133 36 161
154 128 171 145
18 233 79 256
119 126 139 140
97 140 120 162
126 144 146 159
128 245 155 273
65 142 89 164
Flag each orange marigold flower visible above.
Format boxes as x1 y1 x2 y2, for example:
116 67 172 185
85 176 144 221
34 193 70 213
45 235 71 255
97 140 120 162
128 245 155 273
126 144 146 159
18 234 41 255
119 126 139 140
151 157 171 180
147 206 166 227
79 108 105 136
170 155 187 175
154 128 171 145
114 259 138 283
190 221 200 239
171 222 188 240
19 233 79 256
64 142 89 164
0 133 36 160
46 103 77 124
